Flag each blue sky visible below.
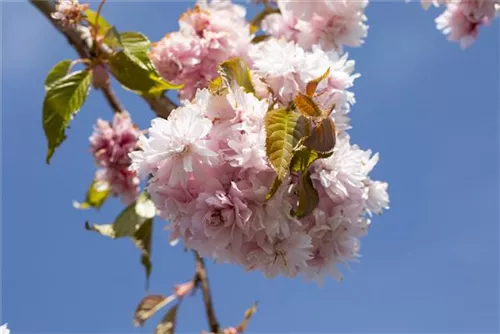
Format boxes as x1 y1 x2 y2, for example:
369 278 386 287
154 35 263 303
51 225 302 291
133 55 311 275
1 1 499 333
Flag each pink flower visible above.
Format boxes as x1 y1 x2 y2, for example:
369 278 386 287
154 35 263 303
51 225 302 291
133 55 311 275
150 0 253 100
261 0 369 51
435 0 500 48
89 112 140 205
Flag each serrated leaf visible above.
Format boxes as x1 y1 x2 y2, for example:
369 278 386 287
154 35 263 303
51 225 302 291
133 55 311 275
73 177 110 210
134 294 176 327
85 9 112 36
108 49 182 94
304 117 336 154
290 147 319 173
295 170 319 218
44 59 72 90
236 302 258 333
43 70 92 163
294 93 323 118
306 68 330 97
119 32 156 72
265 108 306 181
218 57 255 94
155 304 179 334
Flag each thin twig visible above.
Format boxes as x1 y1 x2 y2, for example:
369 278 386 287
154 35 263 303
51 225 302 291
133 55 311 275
101 82 124 113
194 251 220 333
30 0 178 119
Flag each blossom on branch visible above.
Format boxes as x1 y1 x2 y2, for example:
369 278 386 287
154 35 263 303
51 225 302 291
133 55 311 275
150 0 253 100
51 0 89 29
90 112 141 205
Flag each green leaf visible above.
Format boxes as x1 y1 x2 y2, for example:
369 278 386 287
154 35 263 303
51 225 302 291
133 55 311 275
294 93 323 118
218 57 255 94
236 302 258 333
251 34 270 44
295 170 319 218
119 32 158 72
73 176 110 210
108 49 182 94
304 117 337 154
85 192 156 287
265 176 282 200
265 107 306 182
290 147 319 173
44 59 72 90
306 67 330 97
155 304 179 334
85 9 112 36
103 26 122 50
134 295 175 327
43 70 92 164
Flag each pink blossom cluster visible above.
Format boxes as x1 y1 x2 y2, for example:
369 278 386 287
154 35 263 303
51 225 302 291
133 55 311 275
51 0 89 28
90 112 141 205
419 0 500 48
261 0 369 51
150 0 253 100
130 37 389 280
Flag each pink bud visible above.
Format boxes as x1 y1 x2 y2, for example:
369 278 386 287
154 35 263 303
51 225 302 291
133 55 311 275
223 327 238 334
91 64 110 89
173 281 194 298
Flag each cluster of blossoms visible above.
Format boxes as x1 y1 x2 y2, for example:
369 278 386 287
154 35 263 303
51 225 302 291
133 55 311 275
51 0 89 28
0 324 10 334
150 0 253 100
419 0 500 48
89 112 141 205
261 0 369 51
129 0 389 282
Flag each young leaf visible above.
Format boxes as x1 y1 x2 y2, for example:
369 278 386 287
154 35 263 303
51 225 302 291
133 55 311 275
43 70 92 163
305 68 330 97
265 108 306 181
249 7 280 34
103 26 122 51
294 93 323 118
304 117 336 154
155 304 179 334
73 177 109 210
236 302 258 333
295 170 319 218
218 57 255 94
44 59 72 90
266 176 282 200
134 294 176 327
84 9 112 36
251 34 270 44
290 147 319 173
108 49 182 94
208 77 228 96
119 32 156 72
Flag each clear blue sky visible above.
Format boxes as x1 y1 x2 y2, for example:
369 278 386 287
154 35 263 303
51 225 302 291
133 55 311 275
1 2 499 333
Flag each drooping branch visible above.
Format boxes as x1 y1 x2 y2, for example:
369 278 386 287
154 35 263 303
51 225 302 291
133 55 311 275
194 251 220 333
30 0 178 118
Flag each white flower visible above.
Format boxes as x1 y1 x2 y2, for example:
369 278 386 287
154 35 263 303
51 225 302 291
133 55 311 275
129 105 219 187
0 323 10 334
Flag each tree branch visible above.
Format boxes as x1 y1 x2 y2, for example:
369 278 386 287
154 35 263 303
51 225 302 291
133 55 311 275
194 251 220 333
30 0 178 118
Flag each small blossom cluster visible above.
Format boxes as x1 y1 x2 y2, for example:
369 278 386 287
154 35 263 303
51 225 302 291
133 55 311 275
418 0 500 48
261 0 369 51
90 112 141 205
51 0 89 29
150 0 253 100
